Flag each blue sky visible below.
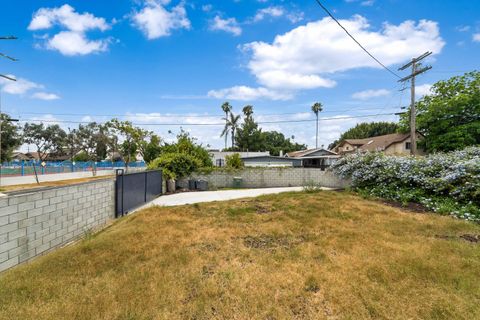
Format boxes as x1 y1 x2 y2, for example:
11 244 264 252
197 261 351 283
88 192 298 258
1 0 479 149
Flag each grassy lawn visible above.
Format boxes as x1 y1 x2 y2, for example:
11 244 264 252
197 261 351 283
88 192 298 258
1 191 480 319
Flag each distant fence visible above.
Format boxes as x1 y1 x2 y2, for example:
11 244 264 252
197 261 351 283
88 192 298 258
0 161 146 177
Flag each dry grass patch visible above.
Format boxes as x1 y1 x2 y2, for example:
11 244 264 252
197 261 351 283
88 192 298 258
1 191 480 319
0 175 113 193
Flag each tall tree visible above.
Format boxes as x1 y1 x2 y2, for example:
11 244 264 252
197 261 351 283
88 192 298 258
23 123 66 161
65 128 79 161
221 112 241 149
142 134 162 164
261 131 307 156
242 105 253 119
106 119 139 169
221 102 232 150
399 71 480 152
311 102 323 148
76 123 109 175
236 106 263 151
0 113 21 162
328 122 399 149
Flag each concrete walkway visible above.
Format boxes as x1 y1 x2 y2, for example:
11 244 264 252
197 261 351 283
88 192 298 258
143 187 315 208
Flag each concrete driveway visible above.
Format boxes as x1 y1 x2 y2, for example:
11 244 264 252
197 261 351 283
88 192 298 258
143 187 309 208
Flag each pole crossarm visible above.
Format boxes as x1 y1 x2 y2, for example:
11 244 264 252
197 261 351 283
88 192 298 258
398 66 432 83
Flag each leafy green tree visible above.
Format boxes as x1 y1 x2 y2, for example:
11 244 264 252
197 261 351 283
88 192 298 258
221 102 232 150
399 71 480 152
159 130 213 167
328 122 399 150
76 123 110 175
261 131 307 156
65 128 80 161
143 135 162 164
0 113 21 162
106 119 147 168
221 112 241 149
72 151 90 162
236 106 263 151
23 123 67 160
311 102 323 148
225 153 244 169
148 152 202 180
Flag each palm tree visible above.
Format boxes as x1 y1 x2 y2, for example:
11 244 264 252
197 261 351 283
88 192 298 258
221 102 232 150
221 112 241 149
311 102 323 149
242 105 253 119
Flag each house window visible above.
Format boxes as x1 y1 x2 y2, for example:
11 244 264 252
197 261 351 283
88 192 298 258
216 159 225 167
405 142 411 150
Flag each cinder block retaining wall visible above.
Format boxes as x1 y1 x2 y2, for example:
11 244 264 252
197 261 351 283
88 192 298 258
185 168 349 189
0 179 115 272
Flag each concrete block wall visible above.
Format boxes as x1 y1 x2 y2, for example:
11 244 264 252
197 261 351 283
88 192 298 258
0 179 115 272
186 168 349 189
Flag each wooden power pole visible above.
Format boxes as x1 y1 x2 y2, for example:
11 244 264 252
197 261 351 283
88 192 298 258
398 51 432 156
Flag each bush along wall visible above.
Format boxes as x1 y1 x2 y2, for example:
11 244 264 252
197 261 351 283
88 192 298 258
331 147 480 221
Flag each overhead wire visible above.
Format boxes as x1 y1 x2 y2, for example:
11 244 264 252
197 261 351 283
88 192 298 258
313 0 401 79
15 112 401 126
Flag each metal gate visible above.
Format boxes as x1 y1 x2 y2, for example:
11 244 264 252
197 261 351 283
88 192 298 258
115 169 162 217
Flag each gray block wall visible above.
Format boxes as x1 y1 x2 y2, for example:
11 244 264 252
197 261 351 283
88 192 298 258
186 168 349 189
0 179 115 272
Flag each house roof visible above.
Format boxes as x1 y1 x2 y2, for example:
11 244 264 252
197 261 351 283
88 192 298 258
358 133 410 151
286 148 337 158
336 133 412 152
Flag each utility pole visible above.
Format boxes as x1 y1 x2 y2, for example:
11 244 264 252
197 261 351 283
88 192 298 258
0 35 18 186
398 51 432 156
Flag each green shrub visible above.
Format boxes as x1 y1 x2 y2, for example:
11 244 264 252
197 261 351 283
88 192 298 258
148 152 202 180
225 153 244 169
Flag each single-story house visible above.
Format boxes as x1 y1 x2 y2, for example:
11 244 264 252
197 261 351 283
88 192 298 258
241 148 339 170
332 132 426 156
285 148 340 170
10 152 30 161
242 155 302 167
209 150 270 167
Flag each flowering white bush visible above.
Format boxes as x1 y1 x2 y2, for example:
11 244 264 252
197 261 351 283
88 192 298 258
331 147 480 221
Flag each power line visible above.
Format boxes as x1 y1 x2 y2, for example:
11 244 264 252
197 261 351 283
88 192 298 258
313 0 401 79
4 106 402 119
15 112 400 126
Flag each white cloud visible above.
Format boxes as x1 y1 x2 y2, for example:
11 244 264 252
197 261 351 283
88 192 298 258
0 76 42 95
207 86 293 101
0 75 60 99
31 92 61 100
28 4 109 32
286 12 304 24
415 84 432 98
47 31 109 56
473 33 480 42
242 16 445 92
209 16 242 36
456 25 470 32
132 0 190 39
28 4 111 56
352 89 391 100
253 6 284 22
360 0 375 6
202 4 212 12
